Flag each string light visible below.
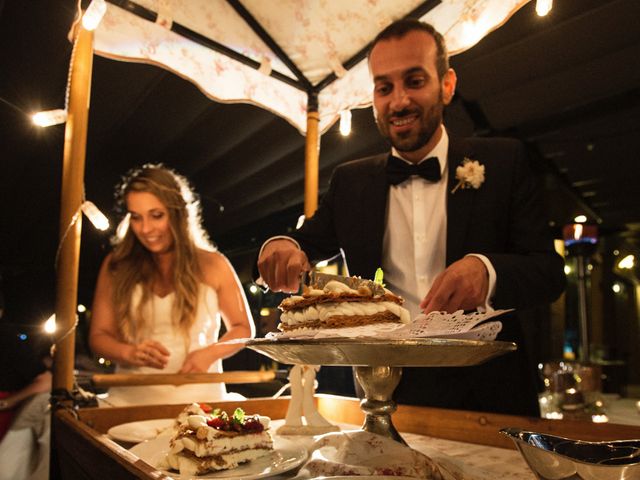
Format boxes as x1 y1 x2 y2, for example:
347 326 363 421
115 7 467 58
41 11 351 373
536 0 553 17
32 109 68 127
33 0 106 127
573 214 587 223
573 224 583 241
339 109 352 136
82 0 107 31
592 414 608 423
32 16 80 127
44 314 57 334
618 255 635 270
81 200 110 230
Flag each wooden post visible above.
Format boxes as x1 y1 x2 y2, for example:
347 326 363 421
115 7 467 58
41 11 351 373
52 26 94 394
304 91 320 218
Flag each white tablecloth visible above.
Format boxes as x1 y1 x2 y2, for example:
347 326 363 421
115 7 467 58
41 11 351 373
276 421 535 479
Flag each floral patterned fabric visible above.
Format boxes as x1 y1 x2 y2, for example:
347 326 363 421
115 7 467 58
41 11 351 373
94 0 530 134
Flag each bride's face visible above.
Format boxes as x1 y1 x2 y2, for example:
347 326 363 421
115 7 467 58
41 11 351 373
126 191 174 254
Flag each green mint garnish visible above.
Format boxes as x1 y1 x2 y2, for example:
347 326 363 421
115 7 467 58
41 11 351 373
374 268 385 286
232 407 245 424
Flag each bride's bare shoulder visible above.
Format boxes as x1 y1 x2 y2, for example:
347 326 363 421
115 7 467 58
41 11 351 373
197 249 236 288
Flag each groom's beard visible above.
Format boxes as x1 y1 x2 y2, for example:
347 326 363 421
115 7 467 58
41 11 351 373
376 90 445 154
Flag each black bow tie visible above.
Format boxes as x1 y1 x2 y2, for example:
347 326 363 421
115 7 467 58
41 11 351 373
386 155 441 186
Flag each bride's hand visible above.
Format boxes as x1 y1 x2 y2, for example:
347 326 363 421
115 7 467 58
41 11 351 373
179 348 214 373
128 340 170 369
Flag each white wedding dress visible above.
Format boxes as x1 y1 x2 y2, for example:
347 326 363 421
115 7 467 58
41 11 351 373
103 284 239 406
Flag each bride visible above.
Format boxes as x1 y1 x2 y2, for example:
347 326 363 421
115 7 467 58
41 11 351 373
89 164 254 405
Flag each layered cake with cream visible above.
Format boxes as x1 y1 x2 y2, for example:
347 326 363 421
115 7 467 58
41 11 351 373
278 275 410 332
161 403 274 476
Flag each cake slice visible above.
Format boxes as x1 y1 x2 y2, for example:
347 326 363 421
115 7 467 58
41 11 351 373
278 276 410 332
162 403 274 476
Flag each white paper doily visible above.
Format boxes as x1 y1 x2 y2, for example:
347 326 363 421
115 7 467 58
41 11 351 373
267 309 512 342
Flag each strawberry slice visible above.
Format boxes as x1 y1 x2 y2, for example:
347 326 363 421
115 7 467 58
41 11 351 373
206 416 226 429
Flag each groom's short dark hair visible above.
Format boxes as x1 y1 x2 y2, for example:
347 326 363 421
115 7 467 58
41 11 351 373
368 19 449 80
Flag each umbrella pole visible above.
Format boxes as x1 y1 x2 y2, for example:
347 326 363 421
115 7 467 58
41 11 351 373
52 26 94 398
304 92 320 217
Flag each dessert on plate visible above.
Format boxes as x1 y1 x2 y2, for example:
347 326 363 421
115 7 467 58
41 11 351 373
160 403 274 476
277 272 410 333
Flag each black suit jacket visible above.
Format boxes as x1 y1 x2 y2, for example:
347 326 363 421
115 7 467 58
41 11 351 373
291 135 566 415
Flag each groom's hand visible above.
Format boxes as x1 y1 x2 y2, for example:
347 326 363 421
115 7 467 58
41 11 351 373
257 239 310 293
420 256 489 313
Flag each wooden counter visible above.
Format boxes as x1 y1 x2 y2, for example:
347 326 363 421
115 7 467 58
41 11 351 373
52 395 640 479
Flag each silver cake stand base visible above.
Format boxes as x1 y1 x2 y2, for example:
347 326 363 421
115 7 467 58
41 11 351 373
356 365 405 444
246 337 516 443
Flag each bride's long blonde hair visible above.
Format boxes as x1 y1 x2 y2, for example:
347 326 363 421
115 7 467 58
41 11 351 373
109 164 214 343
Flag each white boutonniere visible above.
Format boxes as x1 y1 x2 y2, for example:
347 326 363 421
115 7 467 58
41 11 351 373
451 157 485 193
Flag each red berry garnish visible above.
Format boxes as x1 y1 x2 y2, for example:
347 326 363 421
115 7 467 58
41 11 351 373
206 417 225 429
243 419 264 432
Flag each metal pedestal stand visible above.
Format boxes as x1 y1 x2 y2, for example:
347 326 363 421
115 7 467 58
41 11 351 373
247 337 516 443
355 365 405 444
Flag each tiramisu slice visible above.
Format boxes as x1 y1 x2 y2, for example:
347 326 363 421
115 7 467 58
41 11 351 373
162 403 274 476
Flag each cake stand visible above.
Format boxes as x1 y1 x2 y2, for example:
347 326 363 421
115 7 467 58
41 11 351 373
246 337 516 444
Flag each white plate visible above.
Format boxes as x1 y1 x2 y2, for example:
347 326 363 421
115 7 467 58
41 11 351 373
107 418 175 443
130 436 308 479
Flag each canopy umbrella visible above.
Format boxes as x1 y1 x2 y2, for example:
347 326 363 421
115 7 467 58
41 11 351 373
52 0 529 394
94 0 529 135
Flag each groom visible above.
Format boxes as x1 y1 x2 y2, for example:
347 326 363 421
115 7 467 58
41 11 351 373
257 19 565 415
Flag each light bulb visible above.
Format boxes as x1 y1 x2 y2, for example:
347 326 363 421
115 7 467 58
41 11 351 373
536 0 553 17
81 200 110 231
339 110 352 136
573 214 587 223
32 109 67 127
618 255 635 270
592 414 608 423
82 0 107 31
44 314 57 334
573 224 583 241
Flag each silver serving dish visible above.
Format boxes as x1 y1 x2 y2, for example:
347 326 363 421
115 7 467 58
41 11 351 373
501 428 640 480
245 337 516 367
247 338 515 444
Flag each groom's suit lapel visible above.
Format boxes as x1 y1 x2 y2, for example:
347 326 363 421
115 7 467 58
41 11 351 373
360 154 389 270
446 137 477 266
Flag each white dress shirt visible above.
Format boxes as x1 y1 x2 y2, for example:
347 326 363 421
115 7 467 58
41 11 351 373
382 128 495 318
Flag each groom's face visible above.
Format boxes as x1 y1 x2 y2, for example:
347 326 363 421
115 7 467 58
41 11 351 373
369 30 455 162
